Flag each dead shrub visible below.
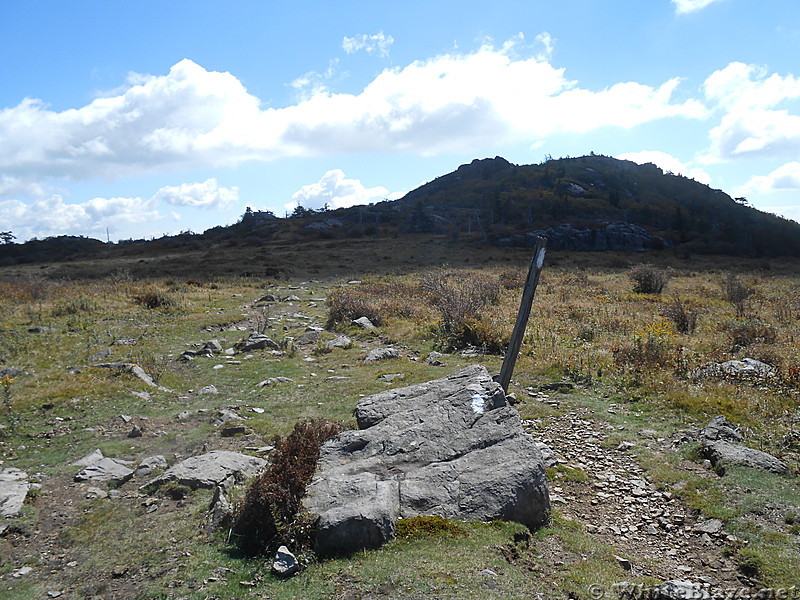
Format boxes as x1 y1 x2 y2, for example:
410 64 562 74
233 419 346 556
722 273 754 317
660 295 701 334
326 283 425 327
419 269 502 351
628 264 669 294
612 336 673 370
723 318 777 349
133 289 178 310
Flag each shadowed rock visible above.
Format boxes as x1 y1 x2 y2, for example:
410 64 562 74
304 365 551 556
142 450 267 492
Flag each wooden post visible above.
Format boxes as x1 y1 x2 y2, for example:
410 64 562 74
497 237 547 392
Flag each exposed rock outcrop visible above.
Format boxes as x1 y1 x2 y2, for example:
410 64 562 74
303 365 551 556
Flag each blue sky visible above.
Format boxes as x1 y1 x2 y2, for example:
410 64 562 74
2 0 800 242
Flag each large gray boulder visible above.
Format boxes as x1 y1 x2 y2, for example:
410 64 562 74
142 450 267 491
304 365 551 556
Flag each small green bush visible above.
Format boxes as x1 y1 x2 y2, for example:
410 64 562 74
233 419 346 556
396 515 467 540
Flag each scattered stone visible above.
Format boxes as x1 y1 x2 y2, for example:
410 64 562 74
0 468 30 518
142 451 267 492
221 425 247 437
700 440 788 475
234 333 280 352
692 358 775 380
255 294 279 303
535 442 558 468
71 448 105 467
700 416 743 443
425 351 446 367
616 441 636 452
74 457 135 485
296 330 322 345
114 338 137 346
85 486 108 500
127 425 143 438
204 339 223 353
353 316 376 329
130 365 172 392
378 373 405 383
615 555 633 571
11 566 33 577
271 545 301 577
87 349 111 362
281 295 301 302
28 326 56 333
364 348 398 363
325 335 352 349
198 385 218 395
304 365 551 556
694 518 724 535
205 486 233 533
258 377 295 386
652 580 710 600
136 455 168 476
539 382 574 392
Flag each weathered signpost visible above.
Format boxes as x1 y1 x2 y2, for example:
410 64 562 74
497 236 547 392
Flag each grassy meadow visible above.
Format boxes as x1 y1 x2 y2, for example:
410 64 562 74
1 250 799 599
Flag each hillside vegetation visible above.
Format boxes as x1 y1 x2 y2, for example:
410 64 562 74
1 252 799 599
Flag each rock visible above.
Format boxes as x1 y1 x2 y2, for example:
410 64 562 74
0 366 23 378
114 338 137 346
130 365 172 392
204 339 223 353
221 425 247 437
652 580 710 600
71 448 105 467
615 555 633 571
74 457 135 485
325 335 352 349
425 351 445 367
353 317 376 330
198 385 218 395
28 326 56 333
271 545 301 577
701 416 743 443
234 333 280 352
205 486 233 533
364 348 398 363
296 330 321 345
127 426 143 438
700 440 788 475
85 486 108 499
535 442 558 468
136 455 168 476
692 358 775 380
539 382 574 392
255 294 279 303
693 518 724 535
304 365 551 556
281 295 301 302
87 349 112 362
212 409 243 425
0 468 30 518
378 373 405 383
258 377 295 386
142 450 267 492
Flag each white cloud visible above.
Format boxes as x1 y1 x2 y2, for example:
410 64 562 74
738 162 800 195
703 62 800 161
153 178 238 208
672 0 726 15
0 194 162 240
287 169 392 212
534 32 554 61
0 41 707 190
342 32 394 57
616 150 711 184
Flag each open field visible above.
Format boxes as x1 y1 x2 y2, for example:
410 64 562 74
1 246 799 599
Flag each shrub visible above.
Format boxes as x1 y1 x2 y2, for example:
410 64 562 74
723 318 777 348
628 264 669 294
722 273 753 317
419 269 502 351
133 289 178 310
660 295 701 334
396 516 467 540
233 419 346 556
326 287 385 326
612 335 673 370
51 295 97 317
